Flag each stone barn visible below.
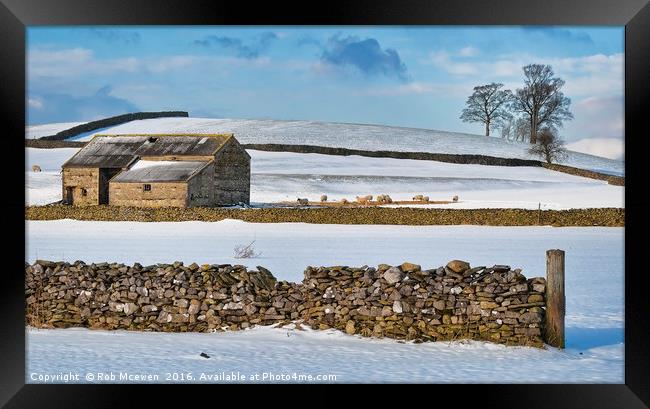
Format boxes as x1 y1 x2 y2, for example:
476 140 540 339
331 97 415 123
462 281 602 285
61 134 250 207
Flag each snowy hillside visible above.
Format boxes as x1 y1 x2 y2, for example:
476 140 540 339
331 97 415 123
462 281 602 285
25 148 624 209
26 220 624 383
249 151 623 209
26 122 87 139
26 117 624 175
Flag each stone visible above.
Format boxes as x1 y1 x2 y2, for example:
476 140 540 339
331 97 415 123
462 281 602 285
188 303 200 315
174 299 189 308
532 283 546 293
446 260 470 273
142 305 158 313
433 300 446 311
345 320 356 335
223 301 243 310
381 306 393 317
393 300 403 314
388 290 402 301
383 267 404 284
527 294 544 303
123 302 138 316
400 262 421 273
479 301 498 309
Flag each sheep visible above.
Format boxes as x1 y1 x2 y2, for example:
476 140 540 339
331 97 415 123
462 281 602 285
422 196 429 202
376 194 392 204
412 194 424 201
320 195 328 202
355 194 373 204
297 198 309 206
452 195 459 202
378 194 394 204
32 165 42 173
355 195 373 204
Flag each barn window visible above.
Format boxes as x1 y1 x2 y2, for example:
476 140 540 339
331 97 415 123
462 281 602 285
81 188 87 196
143 184 152 192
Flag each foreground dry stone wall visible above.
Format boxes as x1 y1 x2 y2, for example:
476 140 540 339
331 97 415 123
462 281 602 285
25 259 547 347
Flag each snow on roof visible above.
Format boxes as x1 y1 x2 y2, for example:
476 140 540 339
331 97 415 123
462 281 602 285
111 160 209 183
62 134 232 168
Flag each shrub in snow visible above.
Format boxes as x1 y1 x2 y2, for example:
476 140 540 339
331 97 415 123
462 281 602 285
233 241 262 259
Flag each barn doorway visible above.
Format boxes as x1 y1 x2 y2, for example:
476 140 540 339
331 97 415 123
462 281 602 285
99 168 121 204
65 187 74 205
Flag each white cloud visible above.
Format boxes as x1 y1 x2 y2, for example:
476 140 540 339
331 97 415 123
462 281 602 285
28 47 92 64
357 82 468 97
567 138 624 160
29 48 140 77
146 56 197 73
28 98 43 109
562 96 623 143
427 51 479 75
424 50 623 97
458 46 479 57
28 48 279 80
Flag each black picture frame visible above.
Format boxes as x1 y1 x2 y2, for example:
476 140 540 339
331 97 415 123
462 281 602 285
2 0 648 407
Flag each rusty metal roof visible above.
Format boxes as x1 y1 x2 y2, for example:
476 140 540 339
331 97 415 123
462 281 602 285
111 160 210 183
62 134 232 168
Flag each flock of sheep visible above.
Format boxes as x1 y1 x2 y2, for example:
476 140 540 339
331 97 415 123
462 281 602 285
296 194 459 206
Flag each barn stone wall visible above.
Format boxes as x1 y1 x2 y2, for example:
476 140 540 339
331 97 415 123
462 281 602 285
187 162 216 207
213 138 250 205
25 259 547 347
62 168 100 206
109 182 188 208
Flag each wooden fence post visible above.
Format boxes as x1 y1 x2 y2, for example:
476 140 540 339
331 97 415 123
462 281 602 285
545 249 565 348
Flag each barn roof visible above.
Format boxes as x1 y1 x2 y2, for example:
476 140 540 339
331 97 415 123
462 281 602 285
62 134 233 168
111 160 210 183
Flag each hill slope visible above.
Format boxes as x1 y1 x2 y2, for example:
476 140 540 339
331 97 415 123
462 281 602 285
27 117 624 175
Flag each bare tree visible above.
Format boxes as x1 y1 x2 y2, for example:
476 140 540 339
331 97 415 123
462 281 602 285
499 115 531 142
233 240 262 259
528 128 568 164
494 113 513 139
460 83 513 137
512 64 573 144
514 116 533 142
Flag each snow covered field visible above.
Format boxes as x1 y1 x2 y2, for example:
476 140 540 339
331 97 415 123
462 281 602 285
26 148 624 209
25 148 78 205
26 220 624 383
27 325 622 384
26 117 624 175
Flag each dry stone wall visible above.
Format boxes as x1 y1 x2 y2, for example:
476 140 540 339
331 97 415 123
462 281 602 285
25 259 547 347
40 111 189 141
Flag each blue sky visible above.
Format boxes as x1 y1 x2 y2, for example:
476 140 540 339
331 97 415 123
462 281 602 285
27 26 624 158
